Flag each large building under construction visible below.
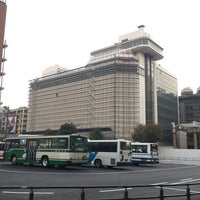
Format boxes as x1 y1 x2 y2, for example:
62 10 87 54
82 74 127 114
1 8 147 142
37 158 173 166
27 26 178 140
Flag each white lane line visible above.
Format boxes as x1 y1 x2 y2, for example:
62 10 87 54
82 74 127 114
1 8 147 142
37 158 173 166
100 188 132 193
152 178 200 194
170 178 200 185
155 186 200 194
100 178 200 194
151 182 168 186
152 178 200 186
180 178 193 182
2 191 54 195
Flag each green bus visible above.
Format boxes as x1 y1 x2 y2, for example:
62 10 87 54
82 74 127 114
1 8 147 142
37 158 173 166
4 134 89 167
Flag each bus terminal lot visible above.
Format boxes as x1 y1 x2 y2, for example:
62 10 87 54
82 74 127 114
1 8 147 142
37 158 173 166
1 161 200 199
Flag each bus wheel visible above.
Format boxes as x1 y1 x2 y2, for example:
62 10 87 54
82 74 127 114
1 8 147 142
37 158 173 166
11 155 17 165
95 159 102 168
41 156 49 167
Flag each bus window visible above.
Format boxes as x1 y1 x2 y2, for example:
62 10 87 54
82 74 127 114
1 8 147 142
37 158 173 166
89 142 117 152
20 139 26 147
51 138 58 148
141 145 147 153
132 145 147 153
39 138 51 148
58 138 68 149
11 140 20 148
19 139 27 149
0 142 4 149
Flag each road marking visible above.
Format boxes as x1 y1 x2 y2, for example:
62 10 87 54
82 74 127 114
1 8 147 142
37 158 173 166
100 188 132 193
152 178 200 194
151 182 168 185
100 179 200 194
170 178 200 185
152 178 200 187
156 186 200 194
2 191 54 195
180 178 193 182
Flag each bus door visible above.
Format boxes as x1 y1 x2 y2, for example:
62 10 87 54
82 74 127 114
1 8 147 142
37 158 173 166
4 140 12 161
26 140 38 161
120 141 131 162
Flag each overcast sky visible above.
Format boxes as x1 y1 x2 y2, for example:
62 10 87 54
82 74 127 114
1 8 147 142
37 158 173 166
1 0 200 109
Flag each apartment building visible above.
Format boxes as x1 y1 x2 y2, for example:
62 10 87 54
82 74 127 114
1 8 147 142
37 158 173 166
0 107 28 138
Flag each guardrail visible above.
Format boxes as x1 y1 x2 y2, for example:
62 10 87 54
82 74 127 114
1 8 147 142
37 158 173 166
1 182 200 200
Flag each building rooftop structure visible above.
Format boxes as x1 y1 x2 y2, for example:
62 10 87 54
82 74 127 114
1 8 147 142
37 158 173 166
181 87 194 96
89 25 163 65
42 65 67 77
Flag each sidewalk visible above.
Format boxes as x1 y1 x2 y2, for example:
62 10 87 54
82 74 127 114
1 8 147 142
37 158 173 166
160 159 200 166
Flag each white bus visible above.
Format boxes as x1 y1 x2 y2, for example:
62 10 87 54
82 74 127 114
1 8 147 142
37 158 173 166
4 134 89 167
131 142 159 165
88 139 131 168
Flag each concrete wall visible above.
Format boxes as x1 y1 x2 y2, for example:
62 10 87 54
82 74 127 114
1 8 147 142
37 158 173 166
159 146 200 161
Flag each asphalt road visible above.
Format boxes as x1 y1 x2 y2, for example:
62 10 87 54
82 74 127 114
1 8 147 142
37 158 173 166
1 161 200 199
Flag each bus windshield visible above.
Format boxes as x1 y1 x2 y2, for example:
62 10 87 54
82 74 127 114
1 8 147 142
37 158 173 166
150 143 158 152
70 136 88 151
120 141 131 150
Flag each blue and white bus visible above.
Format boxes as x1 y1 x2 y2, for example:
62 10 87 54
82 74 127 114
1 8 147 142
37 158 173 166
131 142 159 165
88 139 131 168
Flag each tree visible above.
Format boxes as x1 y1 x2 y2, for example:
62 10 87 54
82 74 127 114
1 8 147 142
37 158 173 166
89 128 104 140
145 124 163 143
132 124 146 142
58 122 77 135
132 124 162 143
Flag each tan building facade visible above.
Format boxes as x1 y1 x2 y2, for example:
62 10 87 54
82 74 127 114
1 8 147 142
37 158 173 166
27 26 167 140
